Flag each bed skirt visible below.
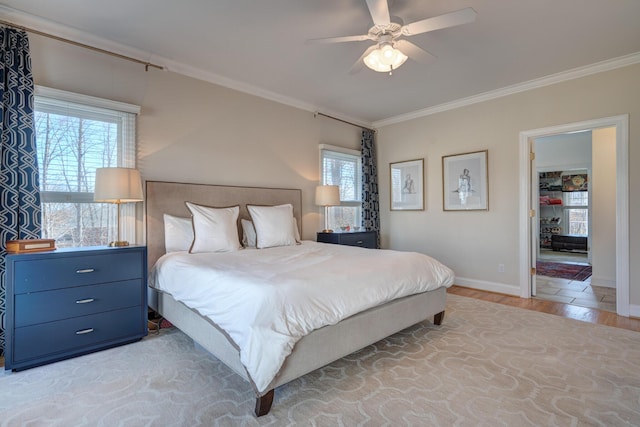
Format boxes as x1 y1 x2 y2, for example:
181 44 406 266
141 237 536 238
148 285 447 395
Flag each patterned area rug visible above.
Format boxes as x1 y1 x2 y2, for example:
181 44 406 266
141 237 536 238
1 294 638 426
536 260 592 281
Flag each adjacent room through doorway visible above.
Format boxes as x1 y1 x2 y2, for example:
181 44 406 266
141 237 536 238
532 128 616 313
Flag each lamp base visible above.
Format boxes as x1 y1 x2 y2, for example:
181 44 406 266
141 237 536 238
108 240 130 247
321 229 334 233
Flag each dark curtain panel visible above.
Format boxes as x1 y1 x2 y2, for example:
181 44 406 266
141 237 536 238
361 129 380 248
0 27 41 356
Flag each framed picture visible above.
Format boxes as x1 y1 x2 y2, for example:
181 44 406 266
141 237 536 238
442 150 488 211
390 158 424 211
561 173 588 192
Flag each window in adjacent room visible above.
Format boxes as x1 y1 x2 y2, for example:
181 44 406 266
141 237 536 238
319 144 362 231
564 191 589 236
35 87 140 248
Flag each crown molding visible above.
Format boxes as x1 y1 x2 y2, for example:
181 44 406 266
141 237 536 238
3 5 637 131
373 52 640 128
163 58 372 129
0 5 160 69
0 5 372 130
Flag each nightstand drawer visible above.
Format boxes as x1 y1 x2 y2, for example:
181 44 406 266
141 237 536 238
13 251 143 293
336 232 377 248
14 279 144 327
317 231 377 249
12 306 144 364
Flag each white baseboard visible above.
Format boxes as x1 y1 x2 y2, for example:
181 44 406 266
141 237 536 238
454 277 520 296
629 304 640 318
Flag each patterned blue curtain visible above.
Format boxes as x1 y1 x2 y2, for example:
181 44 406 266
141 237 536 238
361 129 380 248
0 28 41 356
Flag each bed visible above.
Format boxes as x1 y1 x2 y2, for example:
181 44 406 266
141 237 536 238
145 181 453 416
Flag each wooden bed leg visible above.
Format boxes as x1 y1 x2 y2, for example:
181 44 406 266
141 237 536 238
255 389 274 417
433 310 445 325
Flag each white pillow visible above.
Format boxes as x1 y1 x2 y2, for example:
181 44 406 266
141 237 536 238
241 218 258 248
163 214 194 253
242 217 301 248
185 202 241 253
247 204 298 249
293 217 301 243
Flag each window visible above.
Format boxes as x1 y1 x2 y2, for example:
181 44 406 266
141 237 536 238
35 87 140 247
563 191 588 236
320 145 362 231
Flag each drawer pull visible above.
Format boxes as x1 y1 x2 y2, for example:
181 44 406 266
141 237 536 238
76 268 95 274
75 328 94 335
356 240 364 244
75 298 95 304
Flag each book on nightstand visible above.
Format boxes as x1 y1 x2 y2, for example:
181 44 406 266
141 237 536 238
5 239 56 254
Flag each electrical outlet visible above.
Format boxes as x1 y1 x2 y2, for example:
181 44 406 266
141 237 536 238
498 264 505 273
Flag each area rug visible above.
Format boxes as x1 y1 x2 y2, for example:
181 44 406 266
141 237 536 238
1 294 638 426
536 260 592 281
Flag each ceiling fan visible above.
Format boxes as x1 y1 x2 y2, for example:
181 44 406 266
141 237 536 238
308 0 477 75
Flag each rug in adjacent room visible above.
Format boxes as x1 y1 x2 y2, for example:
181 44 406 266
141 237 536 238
536 260 592 281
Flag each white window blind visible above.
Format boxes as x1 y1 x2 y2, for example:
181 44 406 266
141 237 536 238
320 145 362 231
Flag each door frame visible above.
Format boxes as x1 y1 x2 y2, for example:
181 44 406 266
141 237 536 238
518 114 629 316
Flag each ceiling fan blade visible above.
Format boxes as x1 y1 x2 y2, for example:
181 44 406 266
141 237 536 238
306 34 372 44
365 0 391 27
349 45 378 74
395 40 436 64
402 7 477 36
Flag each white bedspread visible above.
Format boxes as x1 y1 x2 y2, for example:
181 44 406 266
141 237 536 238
149 241 454 393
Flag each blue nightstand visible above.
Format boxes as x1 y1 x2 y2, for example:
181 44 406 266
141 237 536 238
4 245 147 371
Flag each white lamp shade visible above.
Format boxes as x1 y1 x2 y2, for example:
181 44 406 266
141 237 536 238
315 185 340 206
94 167 144 203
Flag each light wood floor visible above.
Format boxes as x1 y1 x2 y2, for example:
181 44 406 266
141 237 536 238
448 285 640 332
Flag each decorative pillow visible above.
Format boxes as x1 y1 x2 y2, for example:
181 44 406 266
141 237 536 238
242 217 301 248
241 218 258 248
163 214 194 253
293 217 301 242
247 204 298 249
185 202 241 253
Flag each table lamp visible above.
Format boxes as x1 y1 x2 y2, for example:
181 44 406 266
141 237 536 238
315 185 340 233
94 167 144 247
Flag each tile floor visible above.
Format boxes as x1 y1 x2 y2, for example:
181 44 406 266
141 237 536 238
534 275 617 312
535 249 616 313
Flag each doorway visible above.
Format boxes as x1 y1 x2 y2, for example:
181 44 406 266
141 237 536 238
533 131 613 311
518 115 629 317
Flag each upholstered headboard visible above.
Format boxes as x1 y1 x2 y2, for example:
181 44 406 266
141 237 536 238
145 181 303 270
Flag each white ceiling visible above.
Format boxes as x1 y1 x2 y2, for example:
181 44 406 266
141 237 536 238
1 0 639 126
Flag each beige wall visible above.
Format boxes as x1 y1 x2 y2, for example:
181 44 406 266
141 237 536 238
591 127 617 287
26 32 640 311
377 64 639 310
28 34 361 241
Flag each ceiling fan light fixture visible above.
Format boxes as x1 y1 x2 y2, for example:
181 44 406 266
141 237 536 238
363 43 407 73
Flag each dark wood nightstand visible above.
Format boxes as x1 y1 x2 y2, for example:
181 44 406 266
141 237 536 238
4 245 148 371
316 231 377 249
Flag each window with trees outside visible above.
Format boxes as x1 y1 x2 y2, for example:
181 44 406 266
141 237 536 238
563 191 589 236
35 87 140 248
320 145 362 231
